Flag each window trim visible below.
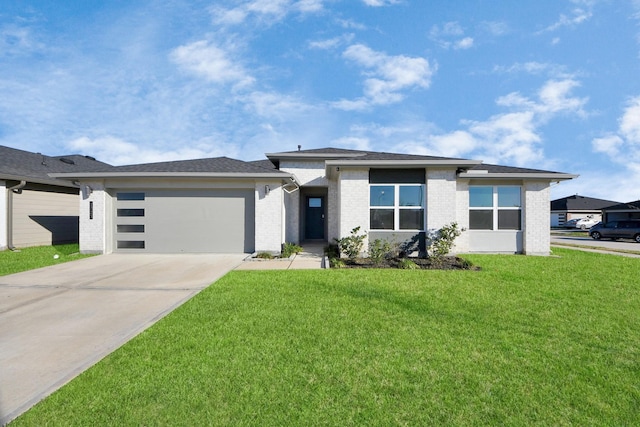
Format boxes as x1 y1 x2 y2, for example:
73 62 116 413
369 183 426 231
469 185 522 231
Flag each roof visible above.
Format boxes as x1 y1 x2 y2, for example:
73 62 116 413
454 163 576 180
269 147 576 181
267 147 479 163
50 155 293 180
0 145 113 187
602 200 640 211
551 195 621 211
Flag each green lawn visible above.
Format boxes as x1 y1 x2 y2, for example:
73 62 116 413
0 244 91 276
11 248 640 426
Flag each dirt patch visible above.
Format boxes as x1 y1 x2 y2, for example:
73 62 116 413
332 256 479 270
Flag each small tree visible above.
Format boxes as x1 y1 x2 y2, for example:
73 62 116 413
427 222 463 263
335 226 366 260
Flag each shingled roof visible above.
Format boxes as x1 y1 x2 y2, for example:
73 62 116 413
112 156 287 174
0 145 113 187
551 195 621 211
602 200 640 211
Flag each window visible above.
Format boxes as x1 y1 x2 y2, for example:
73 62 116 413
469 186 521 230
117 192 145 201
370 184 425 230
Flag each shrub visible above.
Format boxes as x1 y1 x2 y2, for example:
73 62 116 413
427 222 463 264
398 258 419 270
335 226 366 261
281 242 303 258
368 239 392 265
324 244 340 259
330 258 346 268
256 252 275 259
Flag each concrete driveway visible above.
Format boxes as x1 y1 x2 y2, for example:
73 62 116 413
0 253 245 425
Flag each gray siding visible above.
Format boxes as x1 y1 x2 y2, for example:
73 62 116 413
12 186 79 247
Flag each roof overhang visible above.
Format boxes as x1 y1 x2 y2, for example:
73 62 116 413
49 171 295 180
459 171 578 181
1 173 78 188
325 159 482 178
266 152 366 161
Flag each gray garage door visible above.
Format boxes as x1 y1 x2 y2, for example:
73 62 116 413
114 189 255 253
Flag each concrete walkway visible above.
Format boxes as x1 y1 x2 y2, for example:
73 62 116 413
0 253 245 425
235 244 326 270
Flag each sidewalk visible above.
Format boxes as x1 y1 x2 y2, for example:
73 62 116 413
235 244 326 270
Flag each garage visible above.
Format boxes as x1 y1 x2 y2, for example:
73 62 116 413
114 189 255 253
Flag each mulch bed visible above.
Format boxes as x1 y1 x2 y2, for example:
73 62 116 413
334 256 480 270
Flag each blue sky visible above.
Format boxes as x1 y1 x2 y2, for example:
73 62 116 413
1 0 640 201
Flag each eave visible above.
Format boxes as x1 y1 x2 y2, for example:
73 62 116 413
49 172 296 181
459 172 578 181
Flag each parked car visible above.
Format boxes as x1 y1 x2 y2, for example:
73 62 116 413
589 220 640 242
575 217 600 230
564 218 581 228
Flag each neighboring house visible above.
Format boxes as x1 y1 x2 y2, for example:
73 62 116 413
601 200 640 223
0 145 112 250
52 147 576 256
550 195 620 227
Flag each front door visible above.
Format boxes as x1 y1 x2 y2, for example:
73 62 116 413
305 196 325 240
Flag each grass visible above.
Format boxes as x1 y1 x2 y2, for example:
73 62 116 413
11 248 640 426
0 244 91 276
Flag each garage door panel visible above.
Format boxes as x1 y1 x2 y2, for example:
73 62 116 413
114 189 254 253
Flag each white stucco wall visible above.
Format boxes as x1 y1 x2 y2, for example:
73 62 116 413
79 181 107 254
254 180 284 253
279 160 328 186
523 181 551 255
0 181 7 250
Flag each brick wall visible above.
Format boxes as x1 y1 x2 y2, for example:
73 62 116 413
454 179 470 253
0 181 6 249
255 180 284 253
426 168 458 230
524 181 551 255
338 168 369 249
79 181 106 254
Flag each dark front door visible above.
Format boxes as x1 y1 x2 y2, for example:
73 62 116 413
305 196 325 240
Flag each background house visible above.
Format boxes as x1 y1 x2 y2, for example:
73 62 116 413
1 146 111 250
550 195 620 227
601 200 640 223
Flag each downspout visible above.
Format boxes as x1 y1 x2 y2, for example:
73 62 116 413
7 181 27 251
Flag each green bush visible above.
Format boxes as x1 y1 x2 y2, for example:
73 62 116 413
368 239 392 265
398 258 418 270
427 222 463 262
335 226 366 261
281 242 303 258
256 252 275 259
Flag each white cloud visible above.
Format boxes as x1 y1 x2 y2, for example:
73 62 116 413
619 96 640 143
332 77 588 167
210 0 326 26
430 22 475 50
308 33 354 50
335 44 434 109
331 136 371 151
481 21 509 36
588 95 640 201
539 1 594 33
361 0 401 6
592 135 624 157
170 40 254 87
67 136 238 166
454 37 474 50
